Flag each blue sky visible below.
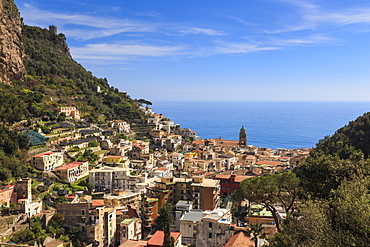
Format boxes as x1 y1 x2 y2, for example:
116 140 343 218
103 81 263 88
14 0 370 101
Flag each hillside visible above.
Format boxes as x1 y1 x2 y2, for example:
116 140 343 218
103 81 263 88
310 112 370 159
268 113 370 246
0 24 146 125
0 2 149 182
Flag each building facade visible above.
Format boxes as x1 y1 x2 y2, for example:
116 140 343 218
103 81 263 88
31 152 64 171
53 161 89 183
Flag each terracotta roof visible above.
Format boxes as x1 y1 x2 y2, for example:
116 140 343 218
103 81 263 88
44 239 64 247
215 174 231 180
279 156 290 160
55 161 86 170
224 231 254 247
234 175 254 183
256 160 280 166
147 231 181 246
192 170 205 174
31 152 54 157
155 167 168 171
106 155 125 159
92 199 105 207
192 140 204 145
119 240 148 247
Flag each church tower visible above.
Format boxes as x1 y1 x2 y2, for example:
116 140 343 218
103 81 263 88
239 126 247 146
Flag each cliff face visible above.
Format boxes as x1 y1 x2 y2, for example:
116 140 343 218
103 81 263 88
0 0 26 84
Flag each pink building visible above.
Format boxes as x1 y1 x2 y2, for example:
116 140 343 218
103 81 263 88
0 185 16 207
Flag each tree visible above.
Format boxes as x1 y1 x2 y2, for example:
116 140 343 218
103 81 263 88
246 223 266 247
294 150 370 199
234 172 300 232
282 177 370 246
137 98 152 107
152 204 175 247
47 213 65 236
153 204 174 232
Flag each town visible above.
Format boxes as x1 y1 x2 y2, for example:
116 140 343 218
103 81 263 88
0 104 310 247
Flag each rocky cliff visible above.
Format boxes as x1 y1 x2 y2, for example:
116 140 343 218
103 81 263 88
0 0 25 84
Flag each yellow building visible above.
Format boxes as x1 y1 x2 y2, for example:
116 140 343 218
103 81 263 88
59 106 80 120
31 151 64 171
103 190 140 207
184 152 198 159
102 155 128 164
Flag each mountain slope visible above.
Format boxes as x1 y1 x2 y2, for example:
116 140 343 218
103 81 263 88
0 0 25 83
0 24 147 125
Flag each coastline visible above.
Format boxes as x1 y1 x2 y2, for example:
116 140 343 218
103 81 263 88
151 101 370 150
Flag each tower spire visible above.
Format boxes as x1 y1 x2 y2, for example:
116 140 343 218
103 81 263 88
239 126 247 146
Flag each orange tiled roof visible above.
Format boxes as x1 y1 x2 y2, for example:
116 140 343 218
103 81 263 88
155 167 168 171
279 156 290 160
215 174 231 180
31 152 54 157
147 231 181 246
256 160 280 166
234 175 254 183
224 231 254 247
92 199 105 207
106 155 124 159
55 161 85 170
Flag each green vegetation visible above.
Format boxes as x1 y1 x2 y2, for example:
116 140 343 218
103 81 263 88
235 172 300 232
0 24 146 126
246 223 266 247
21 25 145 123
235 112 370 246
0 126 30 182
10 216 46 244
152 204 175 247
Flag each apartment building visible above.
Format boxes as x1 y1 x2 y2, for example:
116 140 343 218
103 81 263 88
57 202 116 247
103 190 140 208
119 218 141 243
89 166 140 193
53 161 89 183
196 208 234 247
31 151 64 171
148 176 220 211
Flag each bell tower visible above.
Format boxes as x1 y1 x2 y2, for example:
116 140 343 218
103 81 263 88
239 126 247 146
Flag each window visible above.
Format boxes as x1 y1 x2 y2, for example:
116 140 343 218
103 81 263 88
81 209 85 216
209 222 212 228
208 233 212 238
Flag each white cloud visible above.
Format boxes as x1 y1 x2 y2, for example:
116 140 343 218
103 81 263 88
71 43 187 61
306 8 370 26
226 16 255 26
215 43 279 54
19 3 156 39
179 27 226 36
267 1 370 34
266 34 335 46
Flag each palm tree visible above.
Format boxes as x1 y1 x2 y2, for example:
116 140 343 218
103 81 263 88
246 223 266 247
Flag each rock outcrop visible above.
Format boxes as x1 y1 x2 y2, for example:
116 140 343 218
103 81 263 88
0 0 25 84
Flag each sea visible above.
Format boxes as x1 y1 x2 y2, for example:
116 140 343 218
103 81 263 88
151 101 370 150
